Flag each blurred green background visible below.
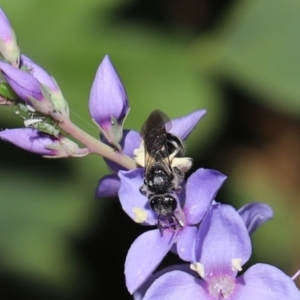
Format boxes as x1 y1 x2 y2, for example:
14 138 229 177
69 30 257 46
0 0 299 298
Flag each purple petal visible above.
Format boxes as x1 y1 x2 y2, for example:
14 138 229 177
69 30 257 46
238 202 273 235
234 264 300 299
184 168 227 225
0 8 10 30
169 110 206 140
88 55 129 128
0 60 42 102
176 225 197 262
95 174 120 199
0 128 57 155
118 169 156 225
121 129 141 157
125 229 176 294
195 203 251 278
20 54 57 91
134 264 194 300
104 129 141 172
0 8 20 67
143 271 210 300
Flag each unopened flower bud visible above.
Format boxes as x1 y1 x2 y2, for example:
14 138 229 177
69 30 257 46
0 8 20 67
0 60 54 114
88 55 129 149
21 55 69 117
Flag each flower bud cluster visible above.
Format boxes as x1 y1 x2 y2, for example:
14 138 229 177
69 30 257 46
0 8 131 159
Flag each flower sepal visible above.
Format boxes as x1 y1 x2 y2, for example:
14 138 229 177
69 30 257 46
27 86 55 116
44 137 90 158
97 108 130 151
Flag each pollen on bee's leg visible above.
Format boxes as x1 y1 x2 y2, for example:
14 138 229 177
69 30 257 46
171 157 193 173
132 207 148 223
133 141 145 167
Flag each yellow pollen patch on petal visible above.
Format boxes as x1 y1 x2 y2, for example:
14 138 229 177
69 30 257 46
132 207 148 223
231 258 242 272
190 262 205 278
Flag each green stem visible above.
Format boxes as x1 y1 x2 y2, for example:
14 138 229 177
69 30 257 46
57 115 136 170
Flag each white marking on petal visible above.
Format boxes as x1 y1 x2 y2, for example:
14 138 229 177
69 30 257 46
132 207 148 223
231 258 242 272
208 275 235 299
190 262 205 278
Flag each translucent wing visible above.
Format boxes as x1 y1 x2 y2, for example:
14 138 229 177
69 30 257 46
141 110 172 174
141 110 170 154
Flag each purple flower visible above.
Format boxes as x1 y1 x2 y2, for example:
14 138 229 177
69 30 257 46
0 128 88 158
140 203 300 300
122 168 227 294
134 264 194 300
20 54 69 116
88 55 129 147
0 7 20 67
134 202 274 300
96 109 206 198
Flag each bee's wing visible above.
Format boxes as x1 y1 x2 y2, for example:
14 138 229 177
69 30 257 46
141 110 172 154
144 150 173 176
141 110 174 174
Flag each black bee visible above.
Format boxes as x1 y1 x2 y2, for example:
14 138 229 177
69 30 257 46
136 110 192 231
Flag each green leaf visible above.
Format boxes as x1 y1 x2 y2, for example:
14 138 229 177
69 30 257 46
194 0 300 117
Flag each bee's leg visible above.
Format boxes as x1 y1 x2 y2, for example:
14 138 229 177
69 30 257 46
139 178 152 196
157 213 182 234
167 215 177 231
171 213 183 230
139 184 148 195
157 215 165 236
172 167 184 193
171 157 193 173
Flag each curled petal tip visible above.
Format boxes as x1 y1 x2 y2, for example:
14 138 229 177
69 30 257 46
170 109 206 140
238 202 274 235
